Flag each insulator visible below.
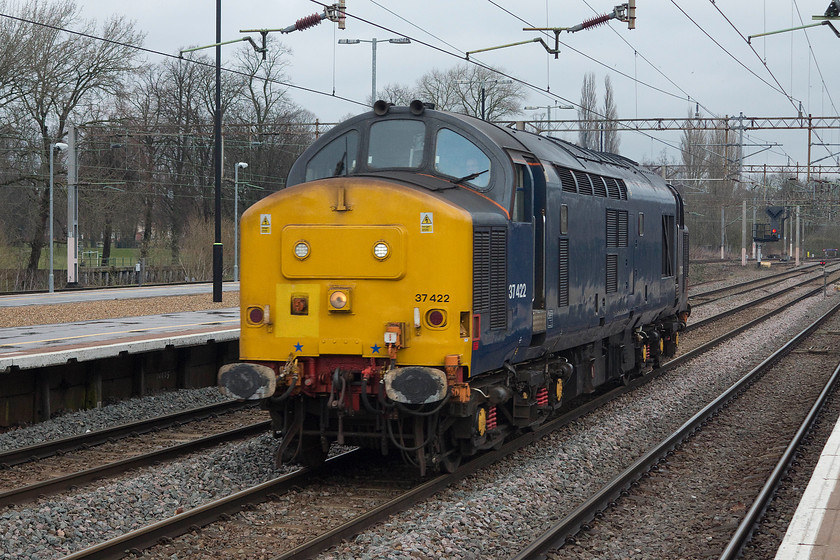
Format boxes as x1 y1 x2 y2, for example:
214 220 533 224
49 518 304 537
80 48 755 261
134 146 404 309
486 406 497 431
536 387 549 407
579 13 612 31
295 13 323 32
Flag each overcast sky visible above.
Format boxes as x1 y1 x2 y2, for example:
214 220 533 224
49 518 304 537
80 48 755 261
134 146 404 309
74 0 840 170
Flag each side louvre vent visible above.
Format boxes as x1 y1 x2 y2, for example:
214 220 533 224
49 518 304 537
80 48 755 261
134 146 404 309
616 178 628 200
473 227 507 330
473 229 491 314
558 239 569 307
556 166 578 193
605 177 621 199
606 254 618 294
683 231 690 284
592 175 608 198
573 170 593 196
489 227 508 329
606 209 629 248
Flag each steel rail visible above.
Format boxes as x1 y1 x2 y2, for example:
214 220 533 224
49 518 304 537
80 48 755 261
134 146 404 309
284 282 839 560
57 449 362 560
0 421 269 508
509 296 840 560
718 359 840 559
685 266 840 333
688 265 814 300
0 400 253 468
52 271 837 560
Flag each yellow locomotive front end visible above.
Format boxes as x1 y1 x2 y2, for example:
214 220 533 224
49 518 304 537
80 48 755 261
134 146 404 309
220 174 474 468
238 177 472 370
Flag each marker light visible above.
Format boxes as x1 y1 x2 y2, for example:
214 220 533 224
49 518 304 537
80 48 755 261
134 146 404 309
426 309 447 328
373 241 390 260
247 306 264 325
294 241 310 260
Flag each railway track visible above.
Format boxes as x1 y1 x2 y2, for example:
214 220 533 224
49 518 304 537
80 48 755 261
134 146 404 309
0 401 269 511
51 276 840 559
683 263 840 342
511 296 840 559
0 400 254 468
0 419 268 508
688 262 820 305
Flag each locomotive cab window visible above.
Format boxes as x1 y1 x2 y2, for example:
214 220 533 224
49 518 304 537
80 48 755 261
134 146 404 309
368 120 425 169
434 128 491 189
560 204 568 234
662 214 675 277
512 164 533 222
305 130 359 181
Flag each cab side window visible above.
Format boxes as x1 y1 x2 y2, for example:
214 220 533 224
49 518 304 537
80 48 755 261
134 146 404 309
305 130 359 181
512 164 532 222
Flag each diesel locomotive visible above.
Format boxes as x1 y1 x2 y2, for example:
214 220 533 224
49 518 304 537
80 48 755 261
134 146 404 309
219 100 690 473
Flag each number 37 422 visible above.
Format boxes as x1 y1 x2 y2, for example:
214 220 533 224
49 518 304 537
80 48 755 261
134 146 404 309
415 293 450 302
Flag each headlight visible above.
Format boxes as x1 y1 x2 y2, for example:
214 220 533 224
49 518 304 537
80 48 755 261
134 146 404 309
294 241 310 260
328 289 352 312
373 241 390 260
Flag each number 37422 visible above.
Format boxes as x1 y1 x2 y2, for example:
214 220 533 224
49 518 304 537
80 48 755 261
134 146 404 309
508 283 527 299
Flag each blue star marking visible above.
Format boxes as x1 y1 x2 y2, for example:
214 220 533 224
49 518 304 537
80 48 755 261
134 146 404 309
294 342 303 352
370 344 381 354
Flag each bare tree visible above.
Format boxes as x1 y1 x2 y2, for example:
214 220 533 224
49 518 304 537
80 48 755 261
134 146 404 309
416 64 525 120
577 72 598 150
679 106 708 187
5 0 144 275
415 67 462 112
377 82 418 107
0 0 29 110
602 75 620 153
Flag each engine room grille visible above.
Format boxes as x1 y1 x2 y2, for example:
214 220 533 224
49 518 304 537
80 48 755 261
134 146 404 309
473 227 508 330
606 209 629 248
606 254 618 294
556 166 577 193
558 239 569 307
592 176 608 198
683 231 690 284
573 170 594 196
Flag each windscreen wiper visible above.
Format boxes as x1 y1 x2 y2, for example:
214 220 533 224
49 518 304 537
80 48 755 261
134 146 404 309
452 169 488 184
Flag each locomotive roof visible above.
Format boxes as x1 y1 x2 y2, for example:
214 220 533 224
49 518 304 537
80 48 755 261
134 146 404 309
306 105 659 183
287 104 674 210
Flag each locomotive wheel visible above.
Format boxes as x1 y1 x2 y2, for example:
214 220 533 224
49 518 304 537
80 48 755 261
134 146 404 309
440 446 461 473
298 434 328 468
437 431 462 473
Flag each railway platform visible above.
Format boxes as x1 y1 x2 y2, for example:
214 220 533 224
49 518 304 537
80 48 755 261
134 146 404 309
775 412 840 559
0 284 240 426
0 308 239 372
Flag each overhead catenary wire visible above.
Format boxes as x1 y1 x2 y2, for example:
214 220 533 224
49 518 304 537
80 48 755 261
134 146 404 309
704 0 837 161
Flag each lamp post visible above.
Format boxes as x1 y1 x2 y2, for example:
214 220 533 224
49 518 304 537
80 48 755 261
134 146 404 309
338 37 410 103
49 142 69 293
524 103 574 134
234 162 248 282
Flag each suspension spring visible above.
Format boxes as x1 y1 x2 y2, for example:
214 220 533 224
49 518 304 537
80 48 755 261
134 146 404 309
486 406 497 431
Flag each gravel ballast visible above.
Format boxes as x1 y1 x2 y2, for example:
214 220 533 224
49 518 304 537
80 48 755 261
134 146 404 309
1 272 836 559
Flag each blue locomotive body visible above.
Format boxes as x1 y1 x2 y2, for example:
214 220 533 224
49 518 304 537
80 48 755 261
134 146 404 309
223 101 689 472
